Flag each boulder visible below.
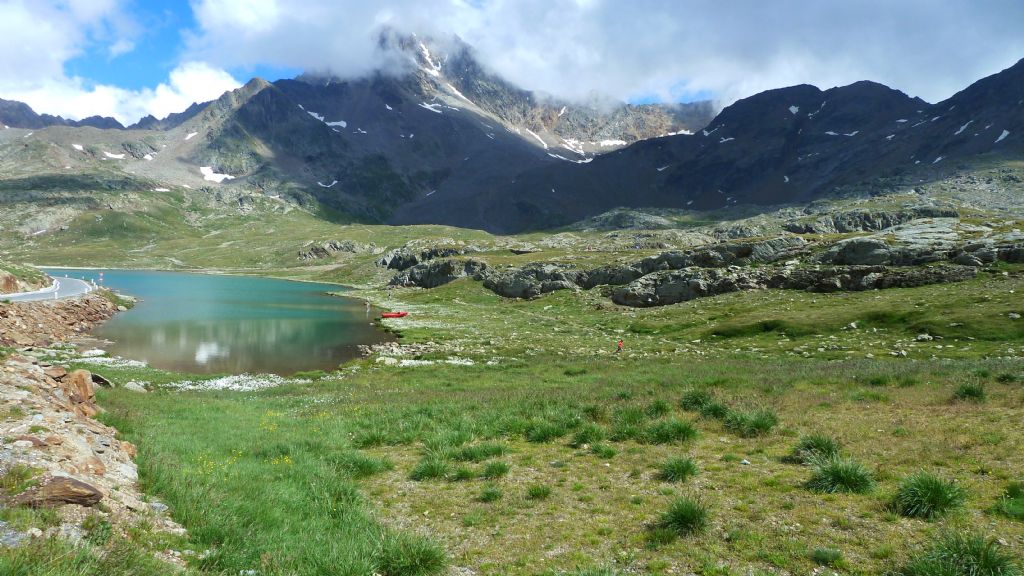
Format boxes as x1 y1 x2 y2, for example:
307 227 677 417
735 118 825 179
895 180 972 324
482 264 584 299
820 238 893 265
389 259 489 288
13 476 103 508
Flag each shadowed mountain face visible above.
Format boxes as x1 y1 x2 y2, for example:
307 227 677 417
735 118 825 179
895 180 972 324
390 58 1021 232
0 36 1020 233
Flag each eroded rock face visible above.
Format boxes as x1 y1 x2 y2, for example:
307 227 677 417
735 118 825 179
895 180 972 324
0 293 118 347
784 207 960 234
376 245 482 270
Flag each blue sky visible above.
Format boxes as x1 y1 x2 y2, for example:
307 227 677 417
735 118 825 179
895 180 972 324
1 1 1022 124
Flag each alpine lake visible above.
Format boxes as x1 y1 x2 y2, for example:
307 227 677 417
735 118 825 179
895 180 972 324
44 269 392 375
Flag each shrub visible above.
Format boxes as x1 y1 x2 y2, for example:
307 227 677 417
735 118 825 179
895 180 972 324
656 457 699 482
478 484 502 503
811 548 844 567
994 482 1024 521
655 497 709 539
570 423 606 448
643 419 698 445
409 457 450 481
996 373 1020 383
893 471 966 519
805 457 875 494
724 408 778 437
893 532 1020 576
526 484 552 500
785 434 841 464
453 442 506 462
590 443 617 459
679 389 713 411
376 531 447 576
481 461 510 480
953 382 986 402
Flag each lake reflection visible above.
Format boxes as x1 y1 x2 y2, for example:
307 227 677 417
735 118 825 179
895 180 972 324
45 269 391 375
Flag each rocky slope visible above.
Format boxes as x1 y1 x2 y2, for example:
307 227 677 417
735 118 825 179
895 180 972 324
0 98 123 130
0 294 119 347
0 355 185 560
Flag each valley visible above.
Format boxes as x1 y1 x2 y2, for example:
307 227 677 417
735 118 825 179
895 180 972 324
0 22 1022 576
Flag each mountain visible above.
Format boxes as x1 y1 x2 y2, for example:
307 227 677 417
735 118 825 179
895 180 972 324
391 58 1024 231
0 43 1020 234
0 98 124 130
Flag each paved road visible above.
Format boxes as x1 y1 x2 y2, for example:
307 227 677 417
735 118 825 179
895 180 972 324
1 277 94 302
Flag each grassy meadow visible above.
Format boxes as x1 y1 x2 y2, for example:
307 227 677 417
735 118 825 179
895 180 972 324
3 261 1021 575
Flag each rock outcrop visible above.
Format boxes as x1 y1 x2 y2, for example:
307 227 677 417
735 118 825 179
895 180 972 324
297 240 379 261
389 259 489 288
784 207 960 234
611 264 978 307
0 293 118 347
377 245 481 270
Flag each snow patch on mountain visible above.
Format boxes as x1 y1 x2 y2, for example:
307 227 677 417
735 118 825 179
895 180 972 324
418 102 443 114
103 151 124 159
954 121 973 135
525 129 548 149
185 132 198 141
318 180 338 188
995 129 1010 143
200 166 235 183
72 144 83 151
788 105 799 115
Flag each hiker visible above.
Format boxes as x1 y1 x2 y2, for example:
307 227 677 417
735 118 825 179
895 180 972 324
616 339 624 353
365 301 371 317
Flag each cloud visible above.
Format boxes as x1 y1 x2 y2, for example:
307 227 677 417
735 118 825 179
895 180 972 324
187 0 1024 105
0 0 239 124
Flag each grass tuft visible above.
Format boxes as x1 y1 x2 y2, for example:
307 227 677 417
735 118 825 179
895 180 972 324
453 442 507 462
478 483 503 503
785 434 841 464
569 423 606 448
805 456 875 494
679 389 714 411
643 419 698 445
893 471 966 519
811 548 844 568
893 532 1021 576
994 481 1024 521
376 531 447 576
409 457 451 481
481 461 510 480
654 496 709 540
589 443 617 459
655 457 699 482
723 408 778 437
953 382 986 402
526 484 552 500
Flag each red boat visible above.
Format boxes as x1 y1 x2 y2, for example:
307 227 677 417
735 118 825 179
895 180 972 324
380 311 408 319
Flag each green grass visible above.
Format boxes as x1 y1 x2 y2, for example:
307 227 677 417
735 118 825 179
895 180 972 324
654 497 708 539
569 423 606 448
723 408 779 437
893 532 1021 576
643 419 698 444
481 461 510 480
453 443 507 462
478 484 503 503
994 482 1024 521
893 471 967 520
805 457 875 494
811 548 844 568
655 457 699 482
376 532 447 576
953 382 986 402
784 434 842 464
526 484 553 500
410 457 451 481
0 464 40 496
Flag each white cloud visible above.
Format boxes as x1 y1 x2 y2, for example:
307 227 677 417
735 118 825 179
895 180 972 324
0 1 240 124
187 0 1024 106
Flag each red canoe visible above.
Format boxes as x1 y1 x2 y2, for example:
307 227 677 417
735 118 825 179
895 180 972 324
381 312 408 318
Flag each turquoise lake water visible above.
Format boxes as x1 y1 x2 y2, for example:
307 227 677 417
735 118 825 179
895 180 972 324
45 269 391 375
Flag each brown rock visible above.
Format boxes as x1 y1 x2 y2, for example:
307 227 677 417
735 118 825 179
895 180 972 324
44 435 63 446
13 476 103 508
15 435 47 447
65 370 95 402
121 441 138 459
43 366 67 380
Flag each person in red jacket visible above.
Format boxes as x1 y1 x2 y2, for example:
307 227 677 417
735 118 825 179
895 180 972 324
616 339 624 353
